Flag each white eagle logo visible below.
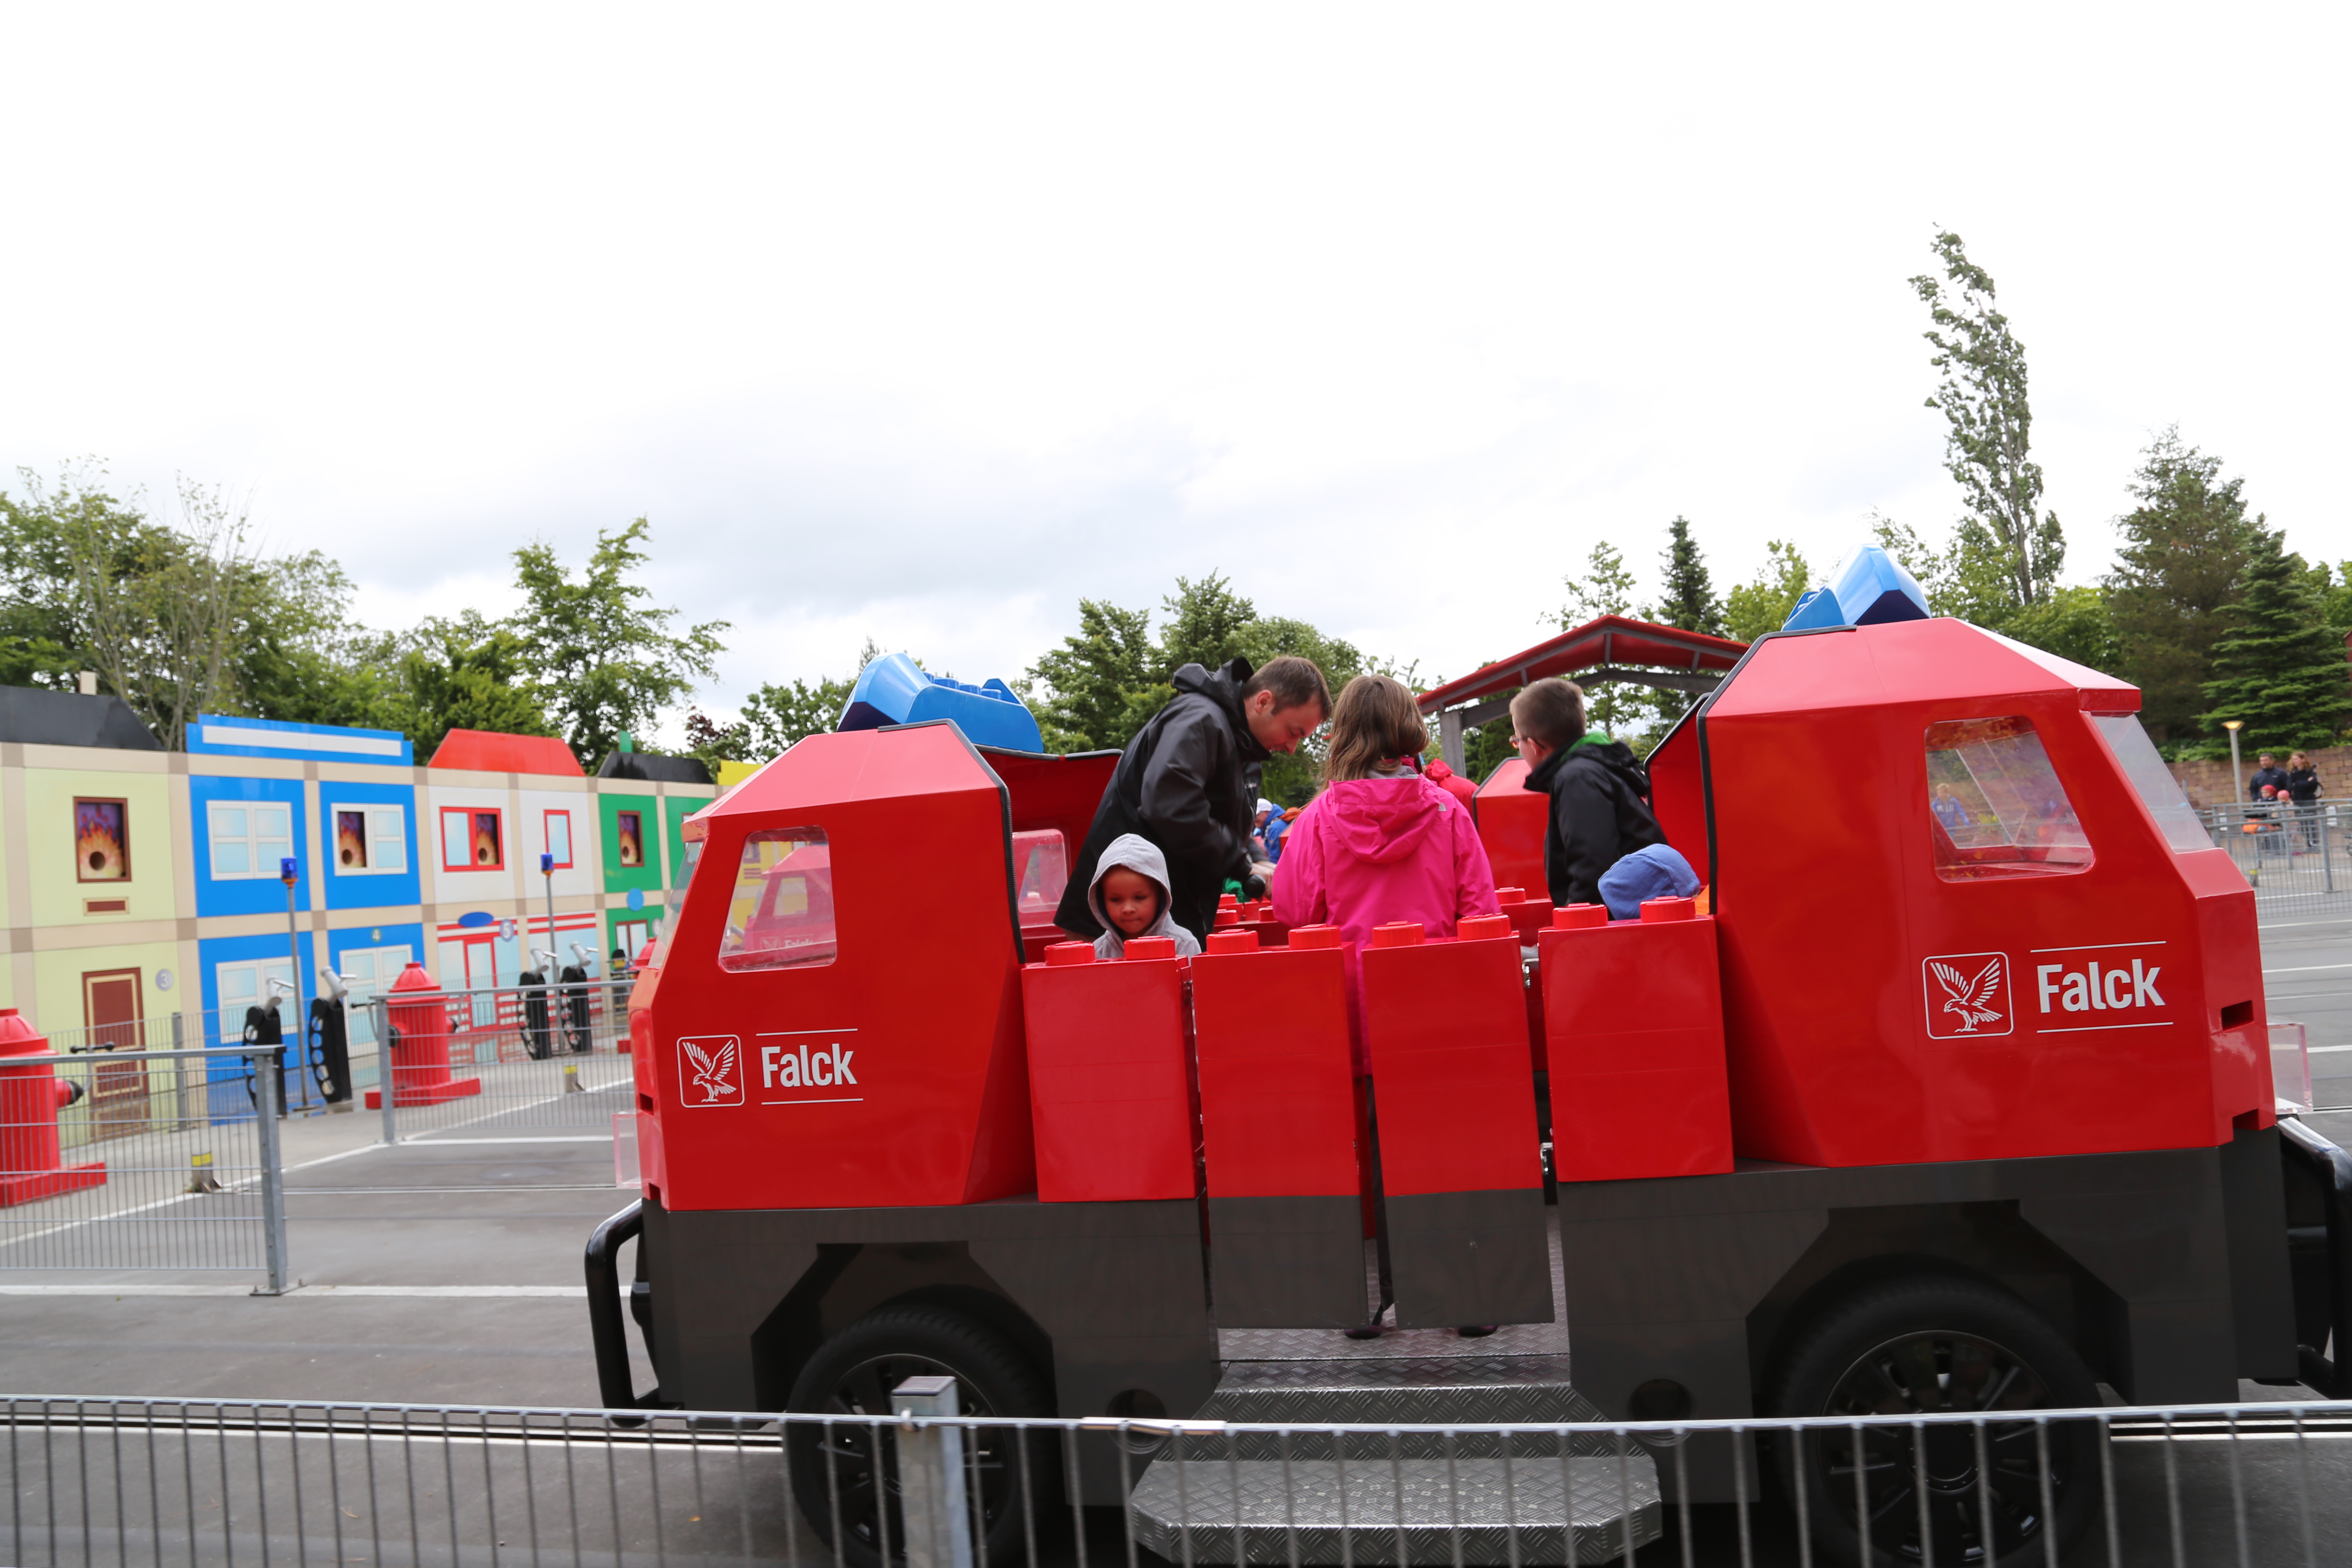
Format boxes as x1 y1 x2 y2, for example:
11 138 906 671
1930 957 2005 1033
683 1038 739 1102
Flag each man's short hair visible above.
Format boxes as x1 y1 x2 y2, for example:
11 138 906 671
1243 655 1332 716
1510 678 1587 750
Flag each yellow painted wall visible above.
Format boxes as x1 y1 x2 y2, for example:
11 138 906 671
22 767 177 926
28 940 183 1047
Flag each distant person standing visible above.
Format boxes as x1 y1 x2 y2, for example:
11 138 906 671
1057 656 1332 945
2251 752 2289 802
2287 750 2324 850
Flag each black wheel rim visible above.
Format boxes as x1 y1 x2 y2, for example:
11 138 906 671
1810 1329 2073 1565
799 1353 1023 1561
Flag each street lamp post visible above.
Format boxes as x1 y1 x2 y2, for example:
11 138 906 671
2224 720 2246 804
279 856 304 1115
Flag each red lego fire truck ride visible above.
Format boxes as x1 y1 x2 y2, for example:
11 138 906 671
584 612 2352 1568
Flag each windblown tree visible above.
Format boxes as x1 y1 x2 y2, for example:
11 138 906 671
506 518 729 768
1911 229 2065 613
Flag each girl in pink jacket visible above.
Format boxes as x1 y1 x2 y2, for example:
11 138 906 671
1274 674 1501 1071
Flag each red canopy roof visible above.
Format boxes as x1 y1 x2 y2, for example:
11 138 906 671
1415 616 1749 713
428 729 585 776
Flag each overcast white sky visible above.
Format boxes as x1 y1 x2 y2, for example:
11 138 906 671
4 5 2344 737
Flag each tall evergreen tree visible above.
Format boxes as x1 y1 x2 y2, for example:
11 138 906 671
2104 429 2255 741
1657 517 1724 636
2199 526 2349 752
1911 230 2064 609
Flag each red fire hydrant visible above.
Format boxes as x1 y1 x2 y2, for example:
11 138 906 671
0 1009 107 1207
363 962 483 1109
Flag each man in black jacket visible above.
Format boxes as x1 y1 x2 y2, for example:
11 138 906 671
1057 655 1331 945
1508 677 1665 909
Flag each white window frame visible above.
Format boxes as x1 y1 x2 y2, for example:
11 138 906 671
330 943 414 1046
328 803 409 876
543 809 575 870
215 956 295 1044
206 799 294 882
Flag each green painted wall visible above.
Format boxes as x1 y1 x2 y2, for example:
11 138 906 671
598 793 662 896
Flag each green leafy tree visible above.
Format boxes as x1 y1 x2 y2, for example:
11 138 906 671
1028 600 1158 751
1657 518 1724 636
505 518 729 768
2199 526 2349 753
62 475 256 750
2003 585 2122 674
1238 615 1368 805
1911 229 2064 610
1156 573 1257 675
398 613 556 756
1870 514 2016 627
2104 429 2257 742
1723 541 1815 643
1558 542 1641 625
0 462 126 688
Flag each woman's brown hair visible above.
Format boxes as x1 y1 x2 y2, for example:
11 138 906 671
1322 675 1430 784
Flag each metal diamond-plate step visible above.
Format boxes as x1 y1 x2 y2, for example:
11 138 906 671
1130 1454 1663 1565
1194 1355 1620 1457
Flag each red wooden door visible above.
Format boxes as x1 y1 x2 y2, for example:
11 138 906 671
82 968 148 1136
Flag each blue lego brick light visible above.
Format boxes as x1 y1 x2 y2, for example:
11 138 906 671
1779 544 1931 632
836 652 1045 752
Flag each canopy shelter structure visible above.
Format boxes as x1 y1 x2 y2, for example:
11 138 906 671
1415 615 1749 774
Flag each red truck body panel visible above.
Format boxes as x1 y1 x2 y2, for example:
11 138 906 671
1022 947 1194 1203
1705 621 2269 1167
1473 759 1548 897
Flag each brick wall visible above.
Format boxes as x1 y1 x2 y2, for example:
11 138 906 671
2168 745 2352 810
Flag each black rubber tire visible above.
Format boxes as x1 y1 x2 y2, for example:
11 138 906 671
785 1304 1051 1568
1764 1275 2104 1568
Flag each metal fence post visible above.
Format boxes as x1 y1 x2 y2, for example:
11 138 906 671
252 1047 292 1295
2324 807 2336 894
171 1011 189 1128
375 995 398 1146
892 1376 974 1568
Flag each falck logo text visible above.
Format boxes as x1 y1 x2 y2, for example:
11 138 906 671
1923 953 2012 1038
677 1035 744 1106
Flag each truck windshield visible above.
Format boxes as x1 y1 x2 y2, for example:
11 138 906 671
1925 716 2094 880
719 829 837 971
1012 830 1069 921
2091 714 2214 853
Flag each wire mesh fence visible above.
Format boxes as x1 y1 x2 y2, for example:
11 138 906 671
0 1047 290 1286
2204 803 2352 917
362 977 636 1142
7 1393 2352 1568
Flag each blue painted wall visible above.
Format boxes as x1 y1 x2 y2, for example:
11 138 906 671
188 777 311 919
318 780 422 911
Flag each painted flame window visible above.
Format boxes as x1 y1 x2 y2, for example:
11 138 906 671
75 798 129 882
719 829 836 971
1926 716 2093 880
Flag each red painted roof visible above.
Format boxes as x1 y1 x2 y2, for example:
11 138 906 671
427 729 585 776
1415 616 1748 713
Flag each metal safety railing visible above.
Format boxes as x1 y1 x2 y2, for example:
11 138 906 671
361 975 636 1145
0 1046 294 1291
2204 802 2352 915
8 1392 2352 1568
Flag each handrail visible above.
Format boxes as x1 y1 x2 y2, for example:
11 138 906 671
585 1199 652 1413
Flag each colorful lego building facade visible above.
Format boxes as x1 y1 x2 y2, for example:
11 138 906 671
0 694 715 1067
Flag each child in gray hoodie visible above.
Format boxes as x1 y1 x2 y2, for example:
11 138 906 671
1086 834 1205 961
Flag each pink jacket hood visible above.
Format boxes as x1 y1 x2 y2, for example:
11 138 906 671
1320 776 1454 864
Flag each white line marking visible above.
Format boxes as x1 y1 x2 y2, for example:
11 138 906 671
294 1284 588 1297
0 1285 261 1297
2263 964 2352 974
2034 1021 2176 1034
2028 940 2167 953
758 1097 864 1105
2305 1044 2352 1054
405 1136 612 1144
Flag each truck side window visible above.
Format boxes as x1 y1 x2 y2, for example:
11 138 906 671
1924 717 2093 881
718 829 837 971
1011 830 1069 920
2090 714 2214 852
